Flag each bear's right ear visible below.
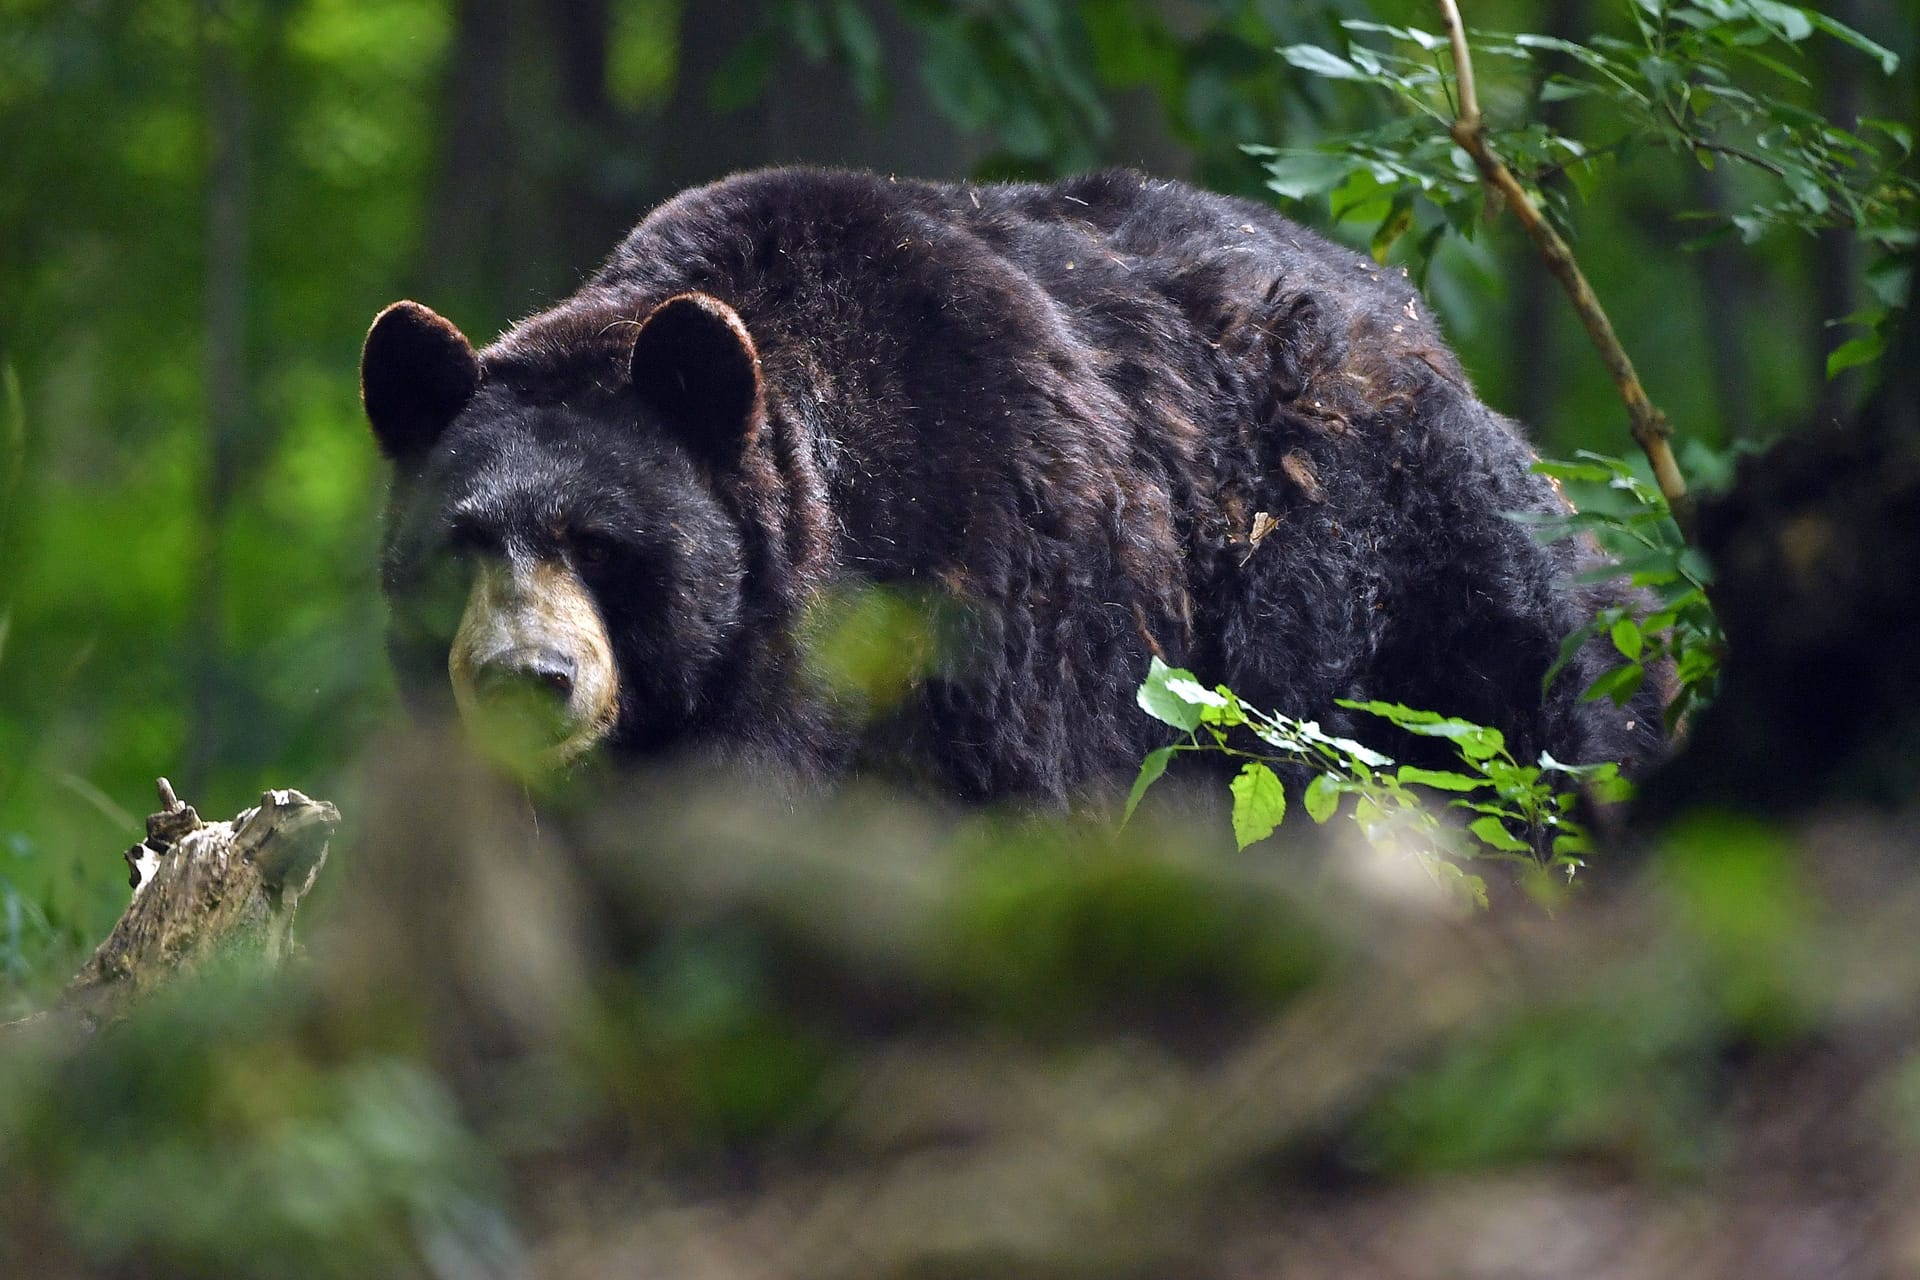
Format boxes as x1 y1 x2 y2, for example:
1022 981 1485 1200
628 292 764 470
361 301 481 462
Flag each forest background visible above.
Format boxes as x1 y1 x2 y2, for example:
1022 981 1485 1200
3 2 1920 1274
4 0 1912 986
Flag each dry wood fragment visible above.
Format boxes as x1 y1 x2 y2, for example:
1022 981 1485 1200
6 778 339 1038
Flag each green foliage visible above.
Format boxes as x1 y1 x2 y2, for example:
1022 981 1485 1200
0 0 439 988
583 926 844 1145
798 584 955 719
944 815 1326 1028
1353 989 1723 1174
1 969 517 1278
1355 812 1820 1178
717 0 889 113
1129 658 1626 908
1523 451 1724 732
1254 1 1915 357
891 0 1357 190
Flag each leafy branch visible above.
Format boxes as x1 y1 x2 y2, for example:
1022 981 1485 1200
1127 659 1629 909
1254 0 1916 531
1433 0 1692 531
1519 452 1724 733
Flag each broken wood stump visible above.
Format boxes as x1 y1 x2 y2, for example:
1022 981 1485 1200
7 779 340 1037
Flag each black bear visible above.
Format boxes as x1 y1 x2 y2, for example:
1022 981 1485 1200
362 168 1661 800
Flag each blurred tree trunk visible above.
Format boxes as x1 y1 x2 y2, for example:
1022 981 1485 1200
1687 161 1754 441
1510 0 1583 433
646 0 973 206
419 1 972 329
1637 256 1920 821
186 1 254 797
1809 0 1866 427
420 0 633 326
420 0 551 325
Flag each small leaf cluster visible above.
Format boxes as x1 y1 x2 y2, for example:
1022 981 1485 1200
1252 2 1914 353
1520 452 1723 732
896 0 1111 171
1250 23 1497 285
1128 659 1627 908
719 0 890 113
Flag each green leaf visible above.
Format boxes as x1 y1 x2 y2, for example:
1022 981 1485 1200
1530 459 1617 484
1304 773 1341 823
1588 770 1635 804
1582 662 1646 706
1747 0 1814 43
1230 761 1287 849
789 2 833 61
1342 702 1507 760
1827 332 1885 378
1295 720 1395 768
1339 20 1446 53
0 361 21 506
1370 197 1415 264
1336 699 1445 727
1536 617 1597 690
1804 9 1899 74
1261 149 1355 201
1638 54 1682 97
1123 746 1175 826
1781 166 1830 216
1136 656 1204 731
1862 117 1913 156
1610 618 1644 661
1678 547 1717 586
1553 829 1594 857
1396 766 1482 792
1278 43 1369 82
1538 77 1594 103
1468 816 1531 853
1435 861 1491 909
1164 672 1238 724
709 31 781 113
831 0 886 107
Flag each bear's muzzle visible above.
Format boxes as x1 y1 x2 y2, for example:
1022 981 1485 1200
448 558 619 766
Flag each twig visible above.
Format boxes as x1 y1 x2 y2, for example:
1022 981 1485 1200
1434 0 1694 536
1661 100 1791 178
1436 0 1480 130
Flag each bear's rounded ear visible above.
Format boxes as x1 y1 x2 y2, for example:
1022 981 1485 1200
361 301 481 462
628 292 763 468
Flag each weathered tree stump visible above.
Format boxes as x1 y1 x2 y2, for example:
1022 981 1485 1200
6 779 339 1037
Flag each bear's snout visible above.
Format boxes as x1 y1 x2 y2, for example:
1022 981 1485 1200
473 648 577 704
448 559 619 767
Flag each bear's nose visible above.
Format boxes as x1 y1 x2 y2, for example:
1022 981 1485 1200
474 649 576 705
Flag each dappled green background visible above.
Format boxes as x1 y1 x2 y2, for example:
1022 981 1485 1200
0 0 1913 992
3 3 1920 1275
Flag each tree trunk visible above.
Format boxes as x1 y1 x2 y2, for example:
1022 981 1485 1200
186 1 253 797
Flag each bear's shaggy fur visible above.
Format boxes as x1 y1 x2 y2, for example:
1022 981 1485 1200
366 168 1662 800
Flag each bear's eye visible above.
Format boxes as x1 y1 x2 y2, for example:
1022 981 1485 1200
571 531 619 570
446 518 498 558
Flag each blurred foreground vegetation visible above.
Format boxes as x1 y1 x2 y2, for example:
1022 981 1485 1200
7 746 1920 1277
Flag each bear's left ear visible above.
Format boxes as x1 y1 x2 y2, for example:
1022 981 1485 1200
362 300 481 463
629 292 764 468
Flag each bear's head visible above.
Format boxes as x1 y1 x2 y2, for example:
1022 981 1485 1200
362 292 766 767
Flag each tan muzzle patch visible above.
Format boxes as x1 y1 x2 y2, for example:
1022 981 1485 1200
448 559 619 766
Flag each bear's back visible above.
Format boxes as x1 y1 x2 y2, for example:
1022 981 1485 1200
474 168 1657 797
